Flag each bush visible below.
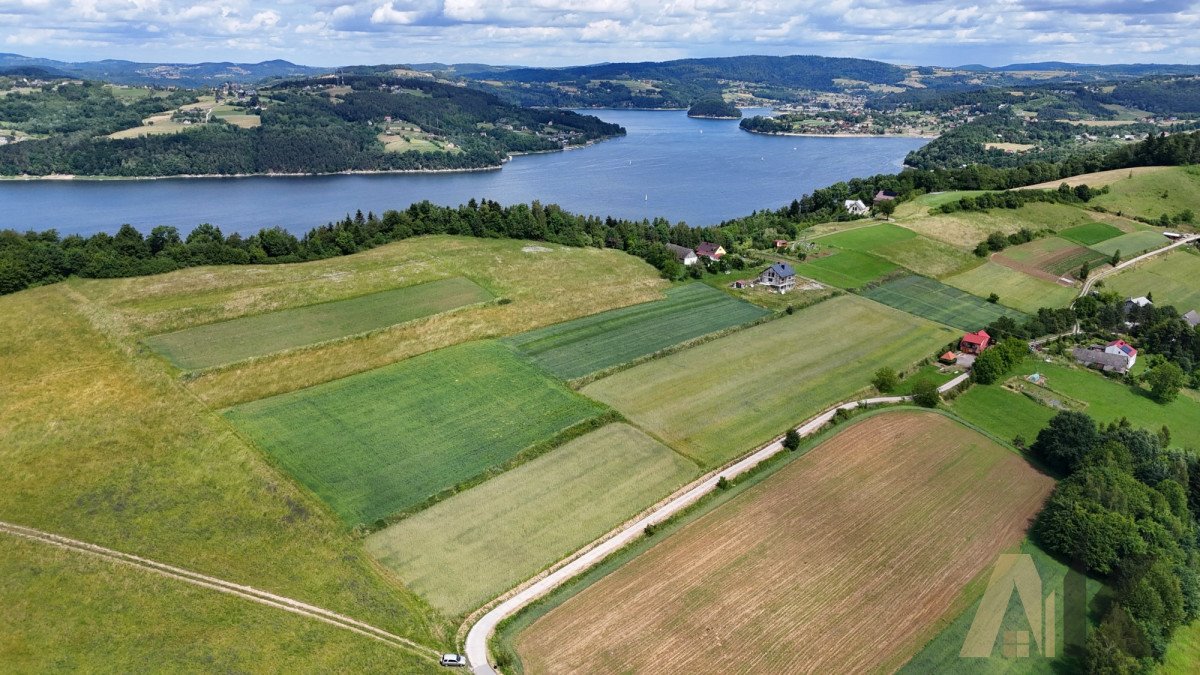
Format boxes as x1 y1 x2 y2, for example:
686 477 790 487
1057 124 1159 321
783 428 801 451
872 366 899 393
716 475 730 490
911 379 940 408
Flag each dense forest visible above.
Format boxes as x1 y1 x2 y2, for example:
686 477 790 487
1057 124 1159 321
0 75 624 176
5 129 1200 297
1109 78 1200 114
0 80 196 136
687 99 741 119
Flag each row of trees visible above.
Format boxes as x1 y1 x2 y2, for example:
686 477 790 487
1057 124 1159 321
1030 412 1200 670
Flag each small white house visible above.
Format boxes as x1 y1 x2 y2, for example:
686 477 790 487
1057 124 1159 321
666 243 698 266
1104 340 1138 369
844 199 869 216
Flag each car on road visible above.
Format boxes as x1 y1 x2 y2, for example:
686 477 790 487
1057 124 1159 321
440 654 467 667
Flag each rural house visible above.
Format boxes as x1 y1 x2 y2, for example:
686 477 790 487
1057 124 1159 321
1124 296 1153 313
774 239 789 248
1073 344 1135 374
873 190 898 202
666 243 699 266
844 199 869 216
756 262 796 293
696 242 726 261
959 330 990 354
1183 310 1200 328
1104 339 1138 368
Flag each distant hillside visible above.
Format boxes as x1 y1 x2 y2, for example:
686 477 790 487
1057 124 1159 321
0 53 328 86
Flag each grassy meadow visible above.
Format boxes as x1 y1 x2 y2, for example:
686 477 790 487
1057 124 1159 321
946 383 1058 442
0 285 448 664
944 262 1077 312
862 275 1029 330
582 294 956 466
516 412 1053 675
504 283 770 380
1088 165 1200 219
1103 248 1200 312
899 202 1100 248
1059 221 1123 246
145 277 492 370
226 341 609 526
71 236 667 407
365 424 697 616
1089 230 1172 257
815 222 978 277
796 249 899 288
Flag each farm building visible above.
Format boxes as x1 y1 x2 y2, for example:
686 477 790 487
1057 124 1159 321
774 239 789 248
873 190 898 203
959 330 990 355
1073 344 1135 374
939 351 957 365
1124 296 1153 312
1183 310 1200 328
666 243 699 266
696 242 726 261
844 199 869 216
756 263 796 294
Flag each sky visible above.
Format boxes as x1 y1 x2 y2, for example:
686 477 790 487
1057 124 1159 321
1 0 1199 68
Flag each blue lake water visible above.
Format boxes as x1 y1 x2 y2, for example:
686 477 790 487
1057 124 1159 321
0 109 927 236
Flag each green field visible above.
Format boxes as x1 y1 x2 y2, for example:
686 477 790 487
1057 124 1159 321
798 249 900 288
1089 165 1200 220
1089 230 1172 257
1058 221 1123 246
998 237 1079 265
504 283 770 380
1012 360 1200 440
862 275 1029 330
365 424 697 616
818 222 919 250
899 538 1103 674
1043 247 1110 276
145 277 492 370
944 262 1077 312
582 294 956 465
947 383 1058 443
1163 622 1200 674
226 341 608 526
818 223 977 277
1103 249 1200 312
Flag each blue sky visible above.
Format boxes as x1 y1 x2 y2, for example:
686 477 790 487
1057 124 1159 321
1 0 1198 67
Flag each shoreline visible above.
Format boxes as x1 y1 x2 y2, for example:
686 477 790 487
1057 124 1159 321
741 128 939 140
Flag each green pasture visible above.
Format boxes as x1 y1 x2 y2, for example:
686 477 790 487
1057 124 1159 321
144 277 492 370
582 295 956 466
225 341 608 526
1089 230 1171 257
946 384 1057 443
944 263 1077 312
366 424 696 616
798 249 899 288
818 223 918 251
504 283 769 380
1103 249 1200 312
1089 165 1200 220
818 223 978 278
1058 221 1123 246
862 275 1029 330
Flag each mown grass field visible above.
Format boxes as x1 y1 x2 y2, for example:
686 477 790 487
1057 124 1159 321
944 262 1077 312
226 341 608 526
1103 249 1200 312
145 277 492 370
1163 622 1200 674
947 383 1058 443
1059 221 1123 246
862 275 1029 330
504 283 769 380
516 412 1054 675
582 294 956 465
1089 230 1172 257
1088 165 1200 219
817 222 978 277
0 537 432 673
797 249 899 288
71 236 667 407
0 285 446 665
365 424 697 616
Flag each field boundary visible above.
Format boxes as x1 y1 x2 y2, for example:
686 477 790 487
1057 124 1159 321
461 373 970 673
0 520 440 661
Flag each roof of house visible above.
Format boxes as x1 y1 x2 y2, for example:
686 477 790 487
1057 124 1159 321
696 242 724 257
1184 310 1200 327
939 351 957 362
1126 296 1153 308
874 190 897 201
1074 346 1132 372
764 262 795 278
1107 339 1138 357
665 243 695 260
961 330 990 346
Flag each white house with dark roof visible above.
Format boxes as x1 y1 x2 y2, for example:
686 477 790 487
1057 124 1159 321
756 262 796 293
1184 310 1200 328
665 243 698 266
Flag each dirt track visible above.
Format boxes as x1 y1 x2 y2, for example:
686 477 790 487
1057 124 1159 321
0 520 439 661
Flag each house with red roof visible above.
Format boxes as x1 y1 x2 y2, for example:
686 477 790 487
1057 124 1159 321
696 242 726 261
1104 339 1138 369
959 330 990 355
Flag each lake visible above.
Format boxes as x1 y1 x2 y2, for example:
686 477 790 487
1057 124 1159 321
0 109 927 236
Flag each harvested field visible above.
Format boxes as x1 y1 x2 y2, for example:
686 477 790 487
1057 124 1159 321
504 283 769 380
1103 249 1200 312
225 341 608 526
366 424 696 616
1059 221 1123 246
582 295 955 466
516 412 1054 675
862 275 1028 330
144 277 492 370
944 262 1077 312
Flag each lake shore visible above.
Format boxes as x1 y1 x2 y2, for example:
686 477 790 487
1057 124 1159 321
742 128 939 140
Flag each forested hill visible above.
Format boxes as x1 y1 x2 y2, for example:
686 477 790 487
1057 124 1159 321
0 53 326 86
0 75 623 177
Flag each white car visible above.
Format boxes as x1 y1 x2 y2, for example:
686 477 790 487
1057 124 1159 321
439 654 467 668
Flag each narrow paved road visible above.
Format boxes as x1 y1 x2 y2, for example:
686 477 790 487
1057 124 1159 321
464 373 971 673
1080 234 1199 296
0 520 440 661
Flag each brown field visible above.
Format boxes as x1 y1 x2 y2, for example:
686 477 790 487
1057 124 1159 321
516 411 1053 675
984 142 1036 153
1020 165 1170 190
